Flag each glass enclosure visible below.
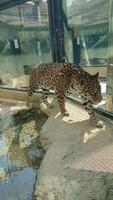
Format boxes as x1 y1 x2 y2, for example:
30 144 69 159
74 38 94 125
0 1 113 199
0 0 113 114
0 0 52 88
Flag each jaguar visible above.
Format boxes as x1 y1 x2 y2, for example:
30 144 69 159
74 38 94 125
26 63 103 128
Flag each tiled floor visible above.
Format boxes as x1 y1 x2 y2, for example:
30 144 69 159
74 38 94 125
47 98 113 173
66 100 113 173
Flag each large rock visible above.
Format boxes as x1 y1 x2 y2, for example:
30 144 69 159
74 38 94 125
34 99 113 200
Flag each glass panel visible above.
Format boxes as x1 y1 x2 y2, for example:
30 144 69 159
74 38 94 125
62 0 113 114
0 0 52 89
63 0 110 66
106 0 113 113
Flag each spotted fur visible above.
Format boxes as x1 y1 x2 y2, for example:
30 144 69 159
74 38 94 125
26 63 103 128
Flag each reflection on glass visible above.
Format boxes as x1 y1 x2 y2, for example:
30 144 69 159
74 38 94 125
62 0 113 114
64 0 110 66
106 0 113 113
0 0 52 89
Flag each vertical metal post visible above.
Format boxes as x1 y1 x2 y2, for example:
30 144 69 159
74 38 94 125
72 29 80 64
47 0 65 63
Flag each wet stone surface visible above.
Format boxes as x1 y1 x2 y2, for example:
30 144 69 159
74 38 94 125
0 103 47 200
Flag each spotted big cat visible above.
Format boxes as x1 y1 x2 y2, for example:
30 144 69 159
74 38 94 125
26 63 103 128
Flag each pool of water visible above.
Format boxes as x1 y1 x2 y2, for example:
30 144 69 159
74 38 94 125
0 102 47 200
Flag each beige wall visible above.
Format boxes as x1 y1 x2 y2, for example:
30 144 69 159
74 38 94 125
83 66 107 78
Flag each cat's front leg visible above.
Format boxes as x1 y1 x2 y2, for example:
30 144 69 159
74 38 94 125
56 91 69 116
83 100 103 128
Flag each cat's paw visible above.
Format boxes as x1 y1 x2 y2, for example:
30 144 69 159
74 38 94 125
26 101 31 107
96 120 104 128
62 111 69 117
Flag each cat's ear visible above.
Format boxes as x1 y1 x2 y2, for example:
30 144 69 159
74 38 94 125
93 72 99 78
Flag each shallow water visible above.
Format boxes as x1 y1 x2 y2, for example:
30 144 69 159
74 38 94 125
0 103 47 200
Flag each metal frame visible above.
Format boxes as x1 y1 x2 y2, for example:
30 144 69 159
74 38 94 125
0 0 28 11
47 0 65 62
72 29 80 64
48 0 80 64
